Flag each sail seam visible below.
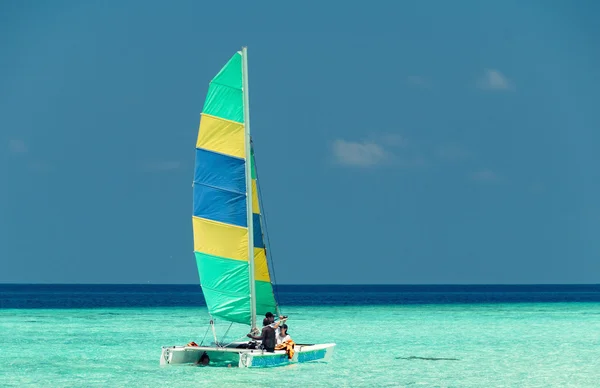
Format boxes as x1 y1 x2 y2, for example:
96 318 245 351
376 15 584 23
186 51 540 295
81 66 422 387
200 284 250 298
195 146 245 161
193 180 245 196
192 215 247 231
209 80 242 93
199 112 243 126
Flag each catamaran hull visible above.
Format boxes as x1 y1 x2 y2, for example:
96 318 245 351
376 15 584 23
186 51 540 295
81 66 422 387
160 343 335 368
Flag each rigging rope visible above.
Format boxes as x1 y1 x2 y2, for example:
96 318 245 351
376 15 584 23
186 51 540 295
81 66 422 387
200 322 211 346
219 322 233 346
221 334 252 349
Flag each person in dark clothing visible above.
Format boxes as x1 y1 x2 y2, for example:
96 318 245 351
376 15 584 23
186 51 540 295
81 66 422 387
265 312 287 329
247 318 276 352
195 352 209 366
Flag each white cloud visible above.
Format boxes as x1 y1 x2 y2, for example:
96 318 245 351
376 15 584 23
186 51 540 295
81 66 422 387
477 69 513 91
141 161 181 172
470 169 499 182
331 132 431 168
8 139 27 154
332 139 389 167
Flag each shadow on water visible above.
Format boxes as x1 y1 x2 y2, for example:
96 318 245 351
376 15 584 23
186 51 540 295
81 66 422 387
396 356 460 361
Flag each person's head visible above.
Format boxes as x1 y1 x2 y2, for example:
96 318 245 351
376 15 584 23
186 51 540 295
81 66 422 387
280 324 288 335
199 353 209 366
262 317 270 327
265 312 275 323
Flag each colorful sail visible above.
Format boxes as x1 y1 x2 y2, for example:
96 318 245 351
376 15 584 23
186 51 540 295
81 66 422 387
193 51 277 325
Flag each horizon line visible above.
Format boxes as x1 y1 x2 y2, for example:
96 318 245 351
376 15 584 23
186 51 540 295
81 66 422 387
1 282 599 286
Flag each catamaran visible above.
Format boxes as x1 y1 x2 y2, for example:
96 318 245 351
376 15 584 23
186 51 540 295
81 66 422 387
160 47 336 368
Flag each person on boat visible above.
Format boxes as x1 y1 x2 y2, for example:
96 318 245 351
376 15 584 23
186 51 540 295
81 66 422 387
195 352 210 366
274 324 295 359
265 312 287 334
247 318 276 352
276 324 291 345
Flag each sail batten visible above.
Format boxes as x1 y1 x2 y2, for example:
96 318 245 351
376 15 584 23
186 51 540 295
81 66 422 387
193 50 277 326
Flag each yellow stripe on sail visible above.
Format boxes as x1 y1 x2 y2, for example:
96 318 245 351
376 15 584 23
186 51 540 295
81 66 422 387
193 216 248 261
254 248 270 282
252 179 260 214
196 114 245 159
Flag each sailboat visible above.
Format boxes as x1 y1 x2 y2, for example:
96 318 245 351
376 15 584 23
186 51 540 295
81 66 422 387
160 47 336 368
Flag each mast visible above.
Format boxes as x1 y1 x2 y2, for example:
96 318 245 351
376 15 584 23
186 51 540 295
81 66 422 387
241 46 257 332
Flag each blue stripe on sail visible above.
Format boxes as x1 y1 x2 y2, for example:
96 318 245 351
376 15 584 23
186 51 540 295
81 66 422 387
194 148 246 194
253 213 264 249
193 184 247 227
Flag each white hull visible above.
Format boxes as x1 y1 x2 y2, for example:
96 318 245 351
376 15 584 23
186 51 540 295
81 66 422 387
160 342 336 368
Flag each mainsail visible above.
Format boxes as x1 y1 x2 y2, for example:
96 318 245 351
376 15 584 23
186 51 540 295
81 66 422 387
193 50 277 327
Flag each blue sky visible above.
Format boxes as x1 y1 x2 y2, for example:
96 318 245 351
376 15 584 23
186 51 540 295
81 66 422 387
1 0 599 284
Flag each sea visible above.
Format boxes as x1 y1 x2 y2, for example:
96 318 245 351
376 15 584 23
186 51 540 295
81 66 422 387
1 284 599 387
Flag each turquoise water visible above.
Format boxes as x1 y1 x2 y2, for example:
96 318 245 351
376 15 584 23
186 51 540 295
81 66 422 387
2 303 599 387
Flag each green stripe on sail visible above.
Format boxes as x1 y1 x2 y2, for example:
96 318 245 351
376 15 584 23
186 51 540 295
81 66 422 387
251 146 256 179
255 280 277 317
195 251 250 325
212 52 242 89
202 83 244 123
201 52 244 123
201 287 250 324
